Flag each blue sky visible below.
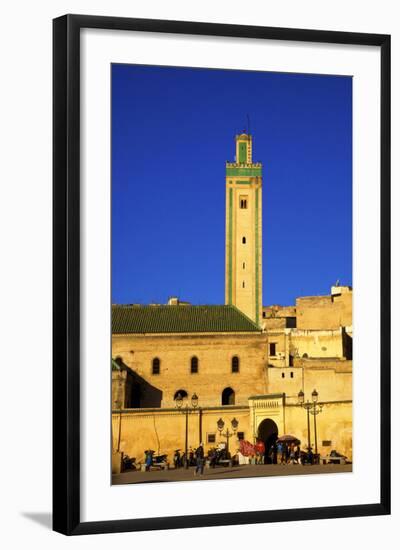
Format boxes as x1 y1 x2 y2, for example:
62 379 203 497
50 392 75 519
112 64 352 306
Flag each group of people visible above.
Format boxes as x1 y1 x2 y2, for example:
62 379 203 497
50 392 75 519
265 441 315 465
240 438 316 465
144 440 317 472
276 441 303 464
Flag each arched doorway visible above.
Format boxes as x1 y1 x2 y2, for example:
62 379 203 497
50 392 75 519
257 418 279 464
222 387 235 405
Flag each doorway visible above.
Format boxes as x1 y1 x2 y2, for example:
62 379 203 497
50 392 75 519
257 418 279 464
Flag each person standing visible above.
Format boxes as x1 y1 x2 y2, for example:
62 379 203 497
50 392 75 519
289 443 296 464
277 441 283 464
285 443 290 464
294 444 300 464
255 439 265 465
145 450 153 471
173 449 181 469
194 443 205 476
209 447 217 468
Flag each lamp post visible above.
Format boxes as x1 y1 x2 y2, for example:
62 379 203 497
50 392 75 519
298 389 323 456
217 417 239 456
309 389 323 456
114 399 123 453
297 390 311 451
176 392 199 469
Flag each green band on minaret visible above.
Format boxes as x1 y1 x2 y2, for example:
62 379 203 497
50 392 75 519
228 188 233 304
226 167 262 177
255 188 259 326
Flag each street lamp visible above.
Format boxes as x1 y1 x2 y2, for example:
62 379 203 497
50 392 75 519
298 389 323 457
298 389 311 451
114 400 122 453
310 389 323 455
217 417 239 456
176 392 199 469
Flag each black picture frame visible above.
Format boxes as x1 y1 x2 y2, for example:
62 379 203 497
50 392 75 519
53 14 391 535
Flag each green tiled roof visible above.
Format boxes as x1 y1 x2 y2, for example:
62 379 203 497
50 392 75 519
112 304 260 334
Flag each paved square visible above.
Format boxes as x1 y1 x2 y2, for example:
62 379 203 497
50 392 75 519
112 463 352 485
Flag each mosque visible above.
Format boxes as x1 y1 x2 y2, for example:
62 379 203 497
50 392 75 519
111 133 352 471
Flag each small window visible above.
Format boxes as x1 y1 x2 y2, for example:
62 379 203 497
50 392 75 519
207 433 216 444
242 281 245 288
243 262 245 269
190 356 198 373
322 440 332 447
237 432 245 441
152 357 160 374
242 236 246 244
281 372 285 378
290 372 294 378
240 198 247 209
269 343 277 356
232 356 240 373
262 311 266 318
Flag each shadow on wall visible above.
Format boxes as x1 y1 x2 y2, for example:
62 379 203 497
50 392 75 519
114 357 163 408
343 330 353 360
129 370 163 408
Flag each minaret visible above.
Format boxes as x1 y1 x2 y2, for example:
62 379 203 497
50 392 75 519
225 133 262 326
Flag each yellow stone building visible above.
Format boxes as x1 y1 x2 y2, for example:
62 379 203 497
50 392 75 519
112 133 352 469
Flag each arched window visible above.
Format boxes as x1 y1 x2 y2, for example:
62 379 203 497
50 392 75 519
152 357 160 375
231 356 240 373
242 236 246 244
174 389 188 400
222 387 235 405
190 356 198 373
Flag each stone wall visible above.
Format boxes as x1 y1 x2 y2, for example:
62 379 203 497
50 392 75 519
268 362 352 402
289 328 345 358
112 406 252 463
284 401 352 460
266 327 350 368
263 305 297 318
296 289 352 330
111 399 352 465
112 332 269 408
262 317 288 330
